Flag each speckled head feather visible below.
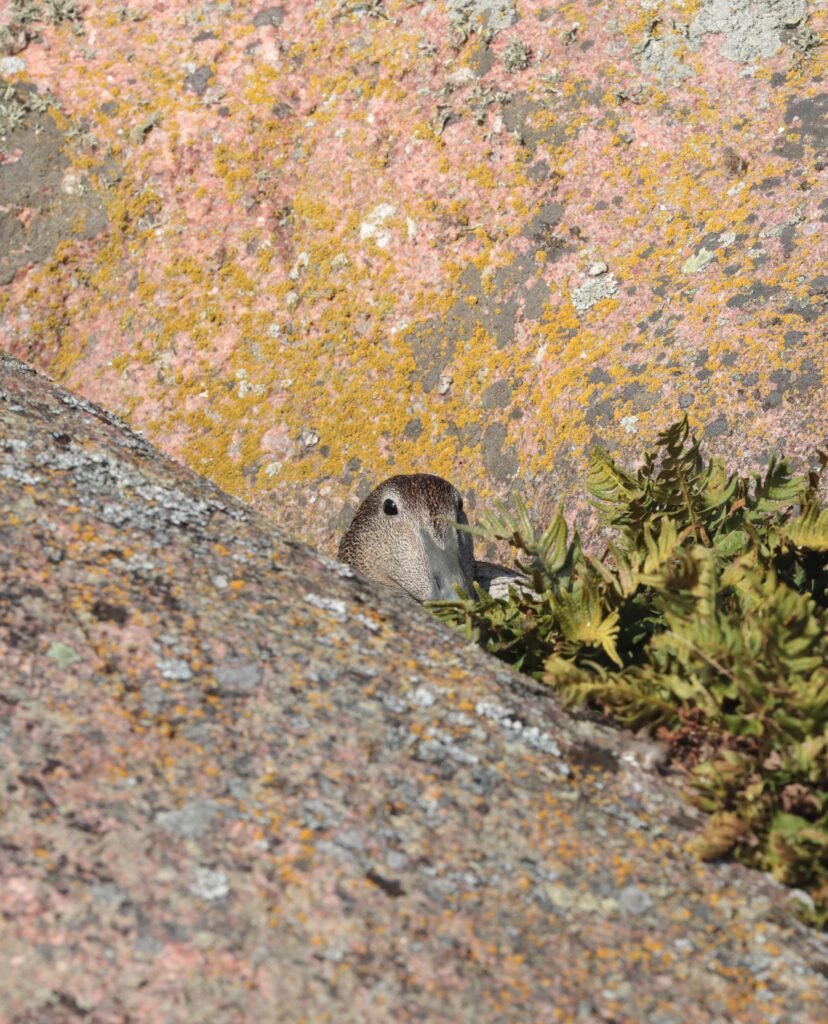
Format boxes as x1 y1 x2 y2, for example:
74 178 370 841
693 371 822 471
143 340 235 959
338 473 475 602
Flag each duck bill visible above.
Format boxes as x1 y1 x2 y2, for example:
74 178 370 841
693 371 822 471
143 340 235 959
421 526 474 601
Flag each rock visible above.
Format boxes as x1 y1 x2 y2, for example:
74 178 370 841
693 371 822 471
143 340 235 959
0 0 824 562
1 354 826 1021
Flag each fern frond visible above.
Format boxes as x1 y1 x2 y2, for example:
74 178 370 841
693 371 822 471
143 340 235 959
587 447 641 521
783 505 828 551
751 455 804 513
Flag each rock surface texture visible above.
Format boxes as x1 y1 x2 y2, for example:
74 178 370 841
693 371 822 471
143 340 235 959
3 354 828 1020
0 0 825 555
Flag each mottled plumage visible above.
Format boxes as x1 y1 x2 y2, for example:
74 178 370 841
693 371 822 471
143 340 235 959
338 473 528 603
338 474 475 602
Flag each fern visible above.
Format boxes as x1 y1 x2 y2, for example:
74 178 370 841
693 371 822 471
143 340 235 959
430 419 828 928
784 504 828 551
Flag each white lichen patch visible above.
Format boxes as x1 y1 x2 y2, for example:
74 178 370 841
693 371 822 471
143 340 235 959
571 273 618 312
682 247 715 274
359 203 396 249
689 0 807 63
447 0 518 36
190 867 230 902
303 592 347 620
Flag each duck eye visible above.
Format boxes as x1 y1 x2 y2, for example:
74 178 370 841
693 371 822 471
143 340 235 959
383 498 398 516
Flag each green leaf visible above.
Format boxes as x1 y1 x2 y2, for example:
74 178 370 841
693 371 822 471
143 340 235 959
752 456 804 513
771 812 812 839
715 529 747 556
783 505 828 551
538 506 570 572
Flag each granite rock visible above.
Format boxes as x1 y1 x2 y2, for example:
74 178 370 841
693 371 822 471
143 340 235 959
1 354 827 1021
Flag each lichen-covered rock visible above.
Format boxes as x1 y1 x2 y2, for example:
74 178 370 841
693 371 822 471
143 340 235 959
0 1 825 561
2 354 828 1021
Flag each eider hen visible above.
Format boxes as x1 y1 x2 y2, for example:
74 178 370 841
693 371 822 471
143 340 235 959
338 473 525 603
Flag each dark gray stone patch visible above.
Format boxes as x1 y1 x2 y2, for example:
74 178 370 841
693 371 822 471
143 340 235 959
406 313 463 393
585 395 613 428
782 291 825 324
588 367 612 385
521 202 568 259
526 159 550 182
480 298 516 347
703 415 730 439
809 275 828 297
407 246 552 381
468 42 495 77
522 277 550 320
490 251 536 294
794 357 820 395
482 379 511 409
725 281 782 310
447 419 483 449
568 741 619 775
184 65 214 97
778 222 797 257
0 83 107 286
616 381 657 414
406 192 567 389
403 418 422 441
481 422 518 483
775 91 828 160
501 92 567 153
698 229 721 250
253 7 286 28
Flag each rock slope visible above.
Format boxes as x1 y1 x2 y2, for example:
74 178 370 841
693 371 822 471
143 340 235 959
2 353 827 1022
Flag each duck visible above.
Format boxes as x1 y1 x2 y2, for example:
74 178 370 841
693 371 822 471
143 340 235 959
337 473 526 603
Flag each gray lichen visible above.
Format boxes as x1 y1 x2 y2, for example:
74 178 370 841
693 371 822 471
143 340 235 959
502 39 531 72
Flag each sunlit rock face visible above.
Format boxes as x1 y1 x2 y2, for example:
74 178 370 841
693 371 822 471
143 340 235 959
1 2 826 559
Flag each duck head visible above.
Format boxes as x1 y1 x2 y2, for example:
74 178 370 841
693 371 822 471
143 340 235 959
338 473 475 602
